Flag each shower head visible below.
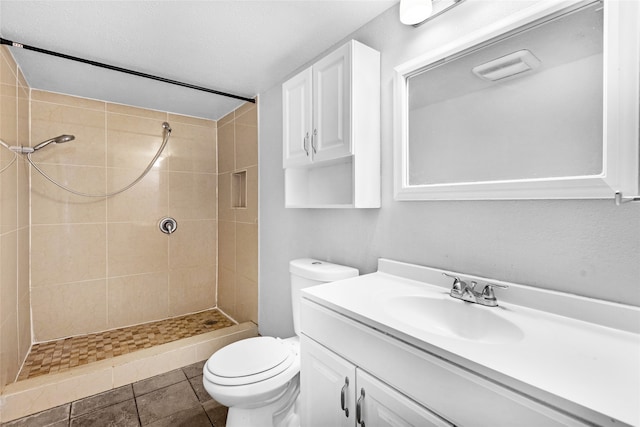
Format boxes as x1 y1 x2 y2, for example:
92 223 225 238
33 134 75 151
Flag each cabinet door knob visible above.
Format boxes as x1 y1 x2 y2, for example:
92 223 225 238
340 376 350 417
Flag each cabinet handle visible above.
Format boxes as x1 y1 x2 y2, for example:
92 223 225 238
340 377 349 417
356 388 365 426
311 128 318 155
303 132 309 156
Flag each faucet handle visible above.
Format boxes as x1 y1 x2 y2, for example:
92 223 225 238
480 283 508 301
442 273 465 295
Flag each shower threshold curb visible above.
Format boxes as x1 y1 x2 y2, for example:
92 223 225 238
0 321 258 423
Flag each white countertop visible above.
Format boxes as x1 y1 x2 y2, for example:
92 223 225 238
302 259 640 426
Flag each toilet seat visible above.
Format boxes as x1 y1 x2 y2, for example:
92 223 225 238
205 337 296 386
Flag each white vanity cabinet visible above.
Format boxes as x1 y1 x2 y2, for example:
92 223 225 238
282 40 380 208
300 334 451 427
300 298 593 427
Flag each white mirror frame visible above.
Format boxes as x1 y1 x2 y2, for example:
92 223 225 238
394 0 639 201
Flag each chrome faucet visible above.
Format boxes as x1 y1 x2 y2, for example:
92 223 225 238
443 273 508 307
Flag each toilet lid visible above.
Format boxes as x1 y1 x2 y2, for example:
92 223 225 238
207 337 291 378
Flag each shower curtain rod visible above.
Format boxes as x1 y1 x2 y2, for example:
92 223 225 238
0 37 256 104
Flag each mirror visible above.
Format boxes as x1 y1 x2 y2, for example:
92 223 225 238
394 0 639 201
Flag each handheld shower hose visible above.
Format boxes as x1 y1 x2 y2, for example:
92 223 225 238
25 122 172 197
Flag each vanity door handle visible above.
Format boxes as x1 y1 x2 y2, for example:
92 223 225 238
311 128 318 155
356 388 365 426
303 132 309 156
340 377 350 417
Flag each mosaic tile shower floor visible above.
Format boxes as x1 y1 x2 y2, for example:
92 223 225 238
17 309 235 381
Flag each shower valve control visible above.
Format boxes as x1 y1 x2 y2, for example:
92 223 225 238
159 217 178 235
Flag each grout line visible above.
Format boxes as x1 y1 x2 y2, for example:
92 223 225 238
133 391 143 427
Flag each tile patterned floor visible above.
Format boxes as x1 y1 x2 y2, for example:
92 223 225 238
2 360 228 427
17 310 235 381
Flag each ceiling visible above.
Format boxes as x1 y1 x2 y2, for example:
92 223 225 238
0 0 396 120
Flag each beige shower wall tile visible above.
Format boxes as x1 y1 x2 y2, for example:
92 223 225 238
168 122 216 173
168 172 216 220
18 293 31 364
218 110 234 128
217 172 235 222
217 122 234 173
107 168 168 223
31 224 107 287
218 220 236 271
107 272 169 329
1 231 17 324
217 266 236 320
235 102 257 127
107 103 167 120
169 219 217 270
235 166 258 224
236 274 258 324
31 90 105 111
17 82 29 147
17 158 29 229
1 47 17 84
106 113 169 170
0 96 17 155
1 311 19 389
31 280 108 341
168 113 215 128
107 222 168 277
17 65 28 92
31 101 106 167
17 227 29 299
0 158 17 234
31 164 106 224
236 123 258 169
236 223 258 283
169 266 216 316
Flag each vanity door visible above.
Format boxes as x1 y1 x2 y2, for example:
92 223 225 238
300 335 356 427
355 369 453 427
301 334 453 427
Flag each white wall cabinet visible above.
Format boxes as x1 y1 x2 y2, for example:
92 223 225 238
282 40 380 208
300 335 452 427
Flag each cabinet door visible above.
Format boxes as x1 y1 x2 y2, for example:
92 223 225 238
300 335 356 427
356 369 453 427
312 43 352 162
283 67 313 167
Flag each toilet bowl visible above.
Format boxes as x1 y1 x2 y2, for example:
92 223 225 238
202 258 358 427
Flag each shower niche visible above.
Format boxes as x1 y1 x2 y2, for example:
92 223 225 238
394 0 639 201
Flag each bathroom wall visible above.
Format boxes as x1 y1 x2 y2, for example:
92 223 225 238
29 90 219 342
216 103 259 325
258 1 640 337
0 46 31 390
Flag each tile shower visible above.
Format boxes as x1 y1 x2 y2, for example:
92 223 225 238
0 45 258 420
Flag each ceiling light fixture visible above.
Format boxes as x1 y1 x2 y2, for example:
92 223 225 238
399 0 466 27
399 0 433 25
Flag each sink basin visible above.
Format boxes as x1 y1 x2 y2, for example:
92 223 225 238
384 294 524 343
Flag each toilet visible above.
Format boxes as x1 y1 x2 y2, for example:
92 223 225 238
202 258 358 427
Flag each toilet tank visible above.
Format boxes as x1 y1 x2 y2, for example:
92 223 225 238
290 258 358 336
